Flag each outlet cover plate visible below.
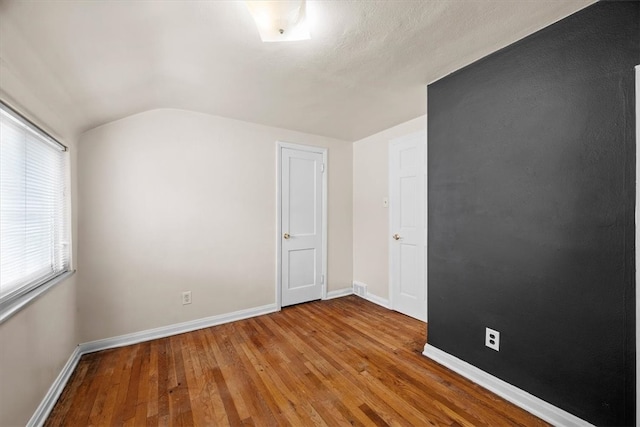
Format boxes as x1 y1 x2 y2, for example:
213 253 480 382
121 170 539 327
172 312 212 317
485 327 500 351
182 291 192 305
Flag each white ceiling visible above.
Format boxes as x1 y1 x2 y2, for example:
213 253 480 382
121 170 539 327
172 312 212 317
0 0 593 142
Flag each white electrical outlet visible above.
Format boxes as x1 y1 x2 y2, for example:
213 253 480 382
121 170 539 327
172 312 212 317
485 327 500 351
182 291 192 305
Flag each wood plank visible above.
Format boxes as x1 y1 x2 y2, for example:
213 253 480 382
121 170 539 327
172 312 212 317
180 331 213 426
157 338 170 425
243 317 350 426
303 303 489 425
232 322 323 426
274 308 443 426
86 349 120 426
121 344 144 424
167 335 194 424
45 296 551 427
94 347 130 426
43 357 91 427
132 342 151 426
72 353 109 426
146 339 159 421
193 328 230 425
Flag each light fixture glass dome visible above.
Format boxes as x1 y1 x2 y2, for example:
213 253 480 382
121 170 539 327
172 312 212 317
246 0 310 42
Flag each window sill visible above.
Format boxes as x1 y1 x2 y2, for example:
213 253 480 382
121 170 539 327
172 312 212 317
0 270 76 325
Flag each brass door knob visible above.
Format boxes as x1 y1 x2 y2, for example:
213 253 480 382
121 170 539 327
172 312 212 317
283 233 290 239
392 233 401 240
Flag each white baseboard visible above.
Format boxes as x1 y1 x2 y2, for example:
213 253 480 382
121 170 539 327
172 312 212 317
80 303 278 354
362 292 390 309
28 303 278 426
325 287 353 300
423 344 593 427
27 346 82 427
352 281 391 309
28 303 280 426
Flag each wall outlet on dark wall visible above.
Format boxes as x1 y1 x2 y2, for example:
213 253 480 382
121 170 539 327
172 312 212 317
485 327 500 351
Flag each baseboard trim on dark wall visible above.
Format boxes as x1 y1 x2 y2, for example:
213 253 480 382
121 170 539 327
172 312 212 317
423 344 594 427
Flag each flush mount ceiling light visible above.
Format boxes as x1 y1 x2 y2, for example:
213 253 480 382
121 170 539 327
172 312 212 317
246 0 310 42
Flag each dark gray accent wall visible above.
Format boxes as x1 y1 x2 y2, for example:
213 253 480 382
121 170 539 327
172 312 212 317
427 2 638 425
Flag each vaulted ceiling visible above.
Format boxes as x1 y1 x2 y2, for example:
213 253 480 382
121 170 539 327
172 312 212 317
0 0 593 142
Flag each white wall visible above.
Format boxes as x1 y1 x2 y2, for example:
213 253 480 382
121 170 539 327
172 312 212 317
0 54 79 427
0 277 78 426
352 115 426 300
78 109 352 342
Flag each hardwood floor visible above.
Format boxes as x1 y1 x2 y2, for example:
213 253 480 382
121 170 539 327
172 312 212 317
46 296 549 426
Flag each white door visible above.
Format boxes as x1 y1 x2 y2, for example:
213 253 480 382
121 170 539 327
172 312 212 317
280 145 325 306
389 131 427 321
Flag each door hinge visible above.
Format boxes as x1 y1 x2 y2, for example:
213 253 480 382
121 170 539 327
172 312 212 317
320 163 325 173
320 274 325 284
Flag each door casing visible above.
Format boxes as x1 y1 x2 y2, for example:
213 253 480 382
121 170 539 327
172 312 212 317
276 141 328 310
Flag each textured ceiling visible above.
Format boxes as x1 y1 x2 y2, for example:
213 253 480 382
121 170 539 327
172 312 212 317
0 0 594 142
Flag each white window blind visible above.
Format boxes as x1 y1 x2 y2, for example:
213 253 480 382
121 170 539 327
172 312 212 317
0 102 69 303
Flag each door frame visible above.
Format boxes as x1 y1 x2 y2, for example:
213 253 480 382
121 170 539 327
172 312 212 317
388 130 427 320
276 141 328 310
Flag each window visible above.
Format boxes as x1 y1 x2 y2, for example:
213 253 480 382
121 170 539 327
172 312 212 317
0 102 70 306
